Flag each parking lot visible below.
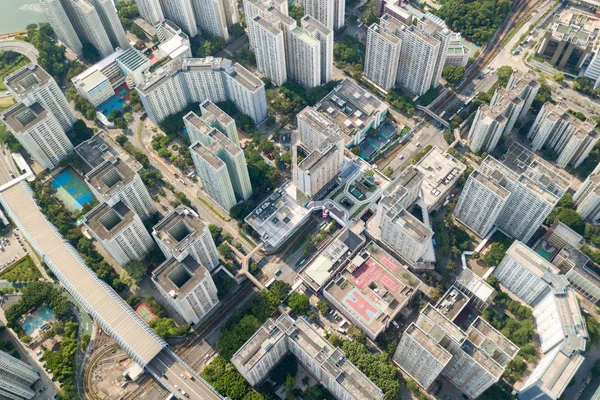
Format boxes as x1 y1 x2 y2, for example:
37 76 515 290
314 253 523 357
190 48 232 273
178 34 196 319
0 229 27 270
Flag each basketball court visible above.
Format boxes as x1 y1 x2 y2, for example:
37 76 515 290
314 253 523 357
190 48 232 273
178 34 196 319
344 289 380 324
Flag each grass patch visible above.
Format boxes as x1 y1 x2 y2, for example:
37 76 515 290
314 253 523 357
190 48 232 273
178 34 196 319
0 255 41 282
198 194 230 222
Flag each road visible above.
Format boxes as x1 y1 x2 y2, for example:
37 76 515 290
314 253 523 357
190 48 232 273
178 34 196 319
0 39 38 63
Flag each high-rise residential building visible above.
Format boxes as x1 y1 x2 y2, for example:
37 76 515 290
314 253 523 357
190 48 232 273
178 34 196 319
298 0 334 30
374 166 424 228
527 102 598 168
5 65 77 132
492 241 560 305
185 111 253 205
153 206 220 270
394 302 518 398
152 255 219 324
250 14 290 86
1 103 73 170
289 27 321 88
453 144 570 243
468 70 539 153
232 313 385 400
0 349 40 400
419 13 452 89
40 0 83 56
244 0 289 50
585 47 600 89
453 170 510 238
190 142 238 212
85 201 155 266
364 21 402 91
574 166 600 223
380 207 433 264
192 0 229 40
137 58 267 124
222 0 241 28
553 246 600 304
76 134 157 220
301 16 334 85
334 0 345 29
69 0 115 57
161 0 198 37
293 107 344 198
199 100 240 147
88 0 130 49
134 0 164 24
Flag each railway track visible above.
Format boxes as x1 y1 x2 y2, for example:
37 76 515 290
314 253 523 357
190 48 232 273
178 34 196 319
429 0 545 114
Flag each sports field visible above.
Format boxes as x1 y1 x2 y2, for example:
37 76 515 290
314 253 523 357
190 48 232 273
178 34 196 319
344 289 379 324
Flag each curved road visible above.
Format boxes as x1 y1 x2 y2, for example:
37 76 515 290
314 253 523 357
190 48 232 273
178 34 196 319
0 39 38 63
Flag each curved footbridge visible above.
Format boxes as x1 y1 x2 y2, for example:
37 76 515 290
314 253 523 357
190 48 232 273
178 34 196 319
0 181 222 400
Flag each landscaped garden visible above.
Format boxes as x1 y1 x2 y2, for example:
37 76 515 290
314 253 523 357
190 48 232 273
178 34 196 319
0 255 41 282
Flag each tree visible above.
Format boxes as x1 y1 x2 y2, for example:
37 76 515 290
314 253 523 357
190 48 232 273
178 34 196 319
122 261 147 284
443 129 454 144
287 292 310 315
68 120 94 146
284 375 296 389
209 224 223 244
497 66 514 87
553 72 565 83
149 318 190 337
347 325 367 344
316 300 330 314
139 169 163 186
442 65 466 84
289 4 305 25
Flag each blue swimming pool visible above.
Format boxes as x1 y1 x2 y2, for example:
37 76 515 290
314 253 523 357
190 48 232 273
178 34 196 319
51 168 95 212
98 95 126 115
19 306 56 336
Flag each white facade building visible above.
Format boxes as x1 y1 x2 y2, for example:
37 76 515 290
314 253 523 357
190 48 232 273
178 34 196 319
302 16 334 85
137 58 267 124
89 0 130 50
40 0 83 56
5 65 77 132
528 102 598 168
199 100 240 147
69 0 114 57
152 206 220 270
85 201 155 266
250 15 289 86
1 103 73 170
192 0 229 40
493 241 560 305
160 0 198 37
152 256 219 324
364 21 402 91
574 168 600 223
72 70 114 107
134 0 164 24
298 0 335 30
0 349 39 400
380 208 433 264
289 27 321 88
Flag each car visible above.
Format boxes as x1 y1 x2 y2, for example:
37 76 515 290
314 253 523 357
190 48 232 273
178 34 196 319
398 154 404 160
182 391 189 398
180 373 186 380
39 387 45 393
415 142 421 148
174 384 180 391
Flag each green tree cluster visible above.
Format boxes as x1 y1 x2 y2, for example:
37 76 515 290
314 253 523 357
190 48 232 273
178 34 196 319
442 65 466 84
149 317 190 337
334 35 365 79
116 0 140 30
202 356 265 400
573 77 600 99
115 134 149 166
44 321 79 399
5 282 70 328
286 292 310 315
545 193 585 234
435 0 514 44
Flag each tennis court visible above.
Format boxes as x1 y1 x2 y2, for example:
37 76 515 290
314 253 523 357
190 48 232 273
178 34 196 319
380 272 400 292
135 302 158 323
374 252 400 272
344 289 379 323
51 167 95 212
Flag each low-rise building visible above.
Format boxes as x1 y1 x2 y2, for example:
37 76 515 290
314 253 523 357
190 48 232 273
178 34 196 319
85 201 154 266
454 268 496 311
323 243 422 339
553 247 600 304
232 313 385 400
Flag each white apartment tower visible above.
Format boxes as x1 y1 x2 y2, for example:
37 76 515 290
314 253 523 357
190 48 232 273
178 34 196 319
190 142 238 212
1 103 73 170
380 208 433 264
88 0 130 50
5 65 77 132
85 202 155 266
161 0 198 37
453 145 569 243
76 135 157 220
453 170 510 238
528 102 598 168
40 0 83 56
199 100 240 147
574 167 600 223
289 27 321 88
468 70 539 153
137 58 267 125
152 255 219 324
0 349 39 400
364 22 402 91
244 0 289 50
493 241 560 305
302 15 334 85
152 206 220 270
193 0 229 40
69 0 114 57
250 15 289 86
134 0 164 24
298 0 334 30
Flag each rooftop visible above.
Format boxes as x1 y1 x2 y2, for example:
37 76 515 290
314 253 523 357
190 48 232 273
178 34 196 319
5 64 51 96
436 286 470 321
385 208 433 244
379 166 423 210
75 134 142 171
505 241 560 278
191 142 226 170
85 201 136 241
549 221 585 249
1 102 49 133
455 268 496 304
414 147 467 210
153 207 208 258
152 255 209 297
466 317 519 364
73 69 109 93
116 47 150 71
200 100 235 128
470 170 511 199
86 158 137 198
405 323 453 365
